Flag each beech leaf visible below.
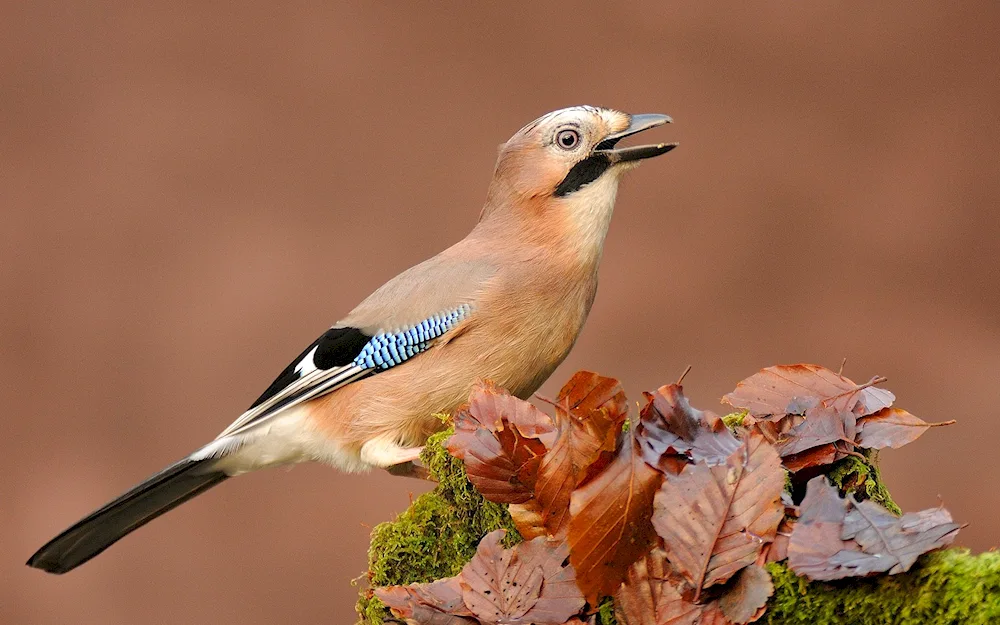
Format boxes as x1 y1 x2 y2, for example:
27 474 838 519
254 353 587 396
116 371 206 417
376 577 477 625
459 530 585 625
652 432 785 595
718 564 773 624
638 384 741 470
836 501 962 575
446 382 554 504
514 374 628 539
554 370 628 423
615 549 730 625
568 427 663 604
780 443 840 473
723 364 894 419
788 477 962 580
856 407 955 450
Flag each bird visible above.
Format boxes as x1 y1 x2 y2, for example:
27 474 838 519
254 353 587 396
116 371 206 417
27 105 675 575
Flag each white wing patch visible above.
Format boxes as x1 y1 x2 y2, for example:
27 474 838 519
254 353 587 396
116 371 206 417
293 345 319 376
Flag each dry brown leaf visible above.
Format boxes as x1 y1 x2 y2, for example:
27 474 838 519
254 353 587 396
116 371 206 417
376 577 478 625
615 549 731 625
461 531 541 622
718 564 773 624
554 370 629 423
780 443 840 473
459 530 585 625
723 364 894 420
856 407 955 450
568 427 663 605
446 382 554 504
835 501 962 575
774 405 851 457
638 384 741 470
652 432 785 595
511 537 587 624
763 517 796 564
507 500 548 540
513 375 627 539
788 477 962 580
506 373 626 540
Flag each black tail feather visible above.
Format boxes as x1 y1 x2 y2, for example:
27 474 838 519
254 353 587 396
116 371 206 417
26 458 228 574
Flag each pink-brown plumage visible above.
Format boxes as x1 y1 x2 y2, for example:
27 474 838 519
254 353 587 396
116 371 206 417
26 106 674 575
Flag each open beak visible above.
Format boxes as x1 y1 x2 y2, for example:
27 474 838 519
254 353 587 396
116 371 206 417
594 113 676 163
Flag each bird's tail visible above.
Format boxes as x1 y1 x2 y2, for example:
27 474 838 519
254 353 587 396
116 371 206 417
26 457 228 574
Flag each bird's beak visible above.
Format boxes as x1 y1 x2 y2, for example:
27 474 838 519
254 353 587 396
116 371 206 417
594 113 676 163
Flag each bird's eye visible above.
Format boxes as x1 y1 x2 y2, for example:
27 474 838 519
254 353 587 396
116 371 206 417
555 129 580 150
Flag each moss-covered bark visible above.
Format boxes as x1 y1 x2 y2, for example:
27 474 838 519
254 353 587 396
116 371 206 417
358 426 999 625
357 428 521 624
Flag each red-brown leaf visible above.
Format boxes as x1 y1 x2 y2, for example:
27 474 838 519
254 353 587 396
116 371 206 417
568 428 663 605
615 549 731 625
511 537 587 624
763 517 796 564
718 564 773 624
447 382 555 503
856 407 954 450
775 405 852 457
723 364 894 419
555 370 629 423
376 577 477 625
507 372 628 539
788 477 962 580
638 384 741 470
526 388 624 538
836 502 961 575
780 443 840 472
652 432 785 594
507 500 547 540
459 530 584 625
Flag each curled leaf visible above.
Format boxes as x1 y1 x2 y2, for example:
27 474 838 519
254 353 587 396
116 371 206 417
515 374 627 539
447 382 554 503
788 477 962 580
554 370 628 423
376 577 477 625
638 384 741 470
856 407 955 450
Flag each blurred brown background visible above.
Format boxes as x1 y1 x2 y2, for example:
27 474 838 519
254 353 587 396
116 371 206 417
3 2 999 624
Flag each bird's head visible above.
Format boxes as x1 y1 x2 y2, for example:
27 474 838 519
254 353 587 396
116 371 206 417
482 106 675 251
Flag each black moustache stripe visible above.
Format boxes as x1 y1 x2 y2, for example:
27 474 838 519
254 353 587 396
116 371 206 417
553 154 611 197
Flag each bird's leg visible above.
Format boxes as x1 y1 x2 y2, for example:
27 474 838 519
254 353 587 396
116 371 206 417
360 436 432 480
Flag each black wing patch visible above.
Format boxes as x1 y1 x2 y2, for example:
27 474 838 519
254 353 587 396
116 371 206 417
249 327 372 409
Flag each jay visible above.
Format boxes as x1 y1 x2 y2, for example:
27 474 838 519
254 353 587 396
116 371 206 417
27 105 675 574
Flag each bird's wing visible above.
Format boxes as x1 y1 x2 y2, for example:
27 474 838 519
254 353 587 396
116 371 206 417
216 250 496 439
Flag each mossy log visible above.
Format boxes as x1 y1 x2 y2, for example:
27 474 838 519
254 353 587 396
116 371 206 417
358 428 1000 625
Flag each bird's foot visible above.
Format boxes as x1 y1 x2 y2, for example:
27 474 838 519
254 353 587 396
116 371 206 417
385 460 435 481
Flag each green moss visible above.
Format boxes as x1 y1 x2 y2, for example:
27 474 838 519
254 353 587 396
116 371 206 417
827 448 901 515
722 410 749 430
764 550 1000 624
597 596 618 624
357 427 520 624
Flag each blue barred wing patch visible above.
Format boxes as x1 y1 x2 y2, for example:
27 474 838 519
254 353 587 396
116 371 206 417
222 303 474 438
354 303 472 371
